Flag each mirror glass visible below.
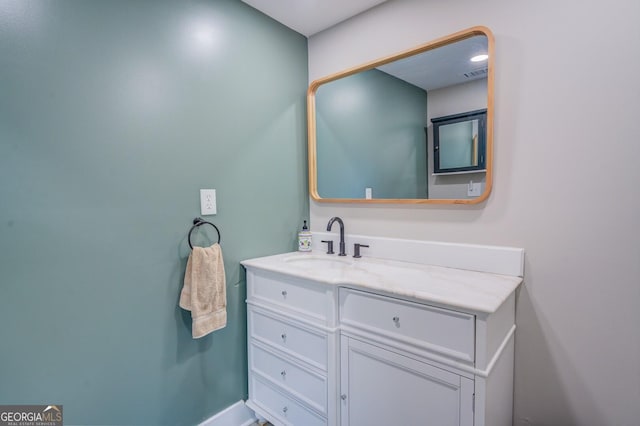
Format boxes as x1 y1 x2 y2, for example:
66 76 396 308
308 27 494 204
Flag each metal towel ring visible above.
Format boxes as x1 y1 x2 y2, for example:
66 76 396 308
188 217 221 249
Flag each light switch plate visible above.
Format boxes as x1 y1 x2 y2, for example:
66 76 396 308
200 189 217 215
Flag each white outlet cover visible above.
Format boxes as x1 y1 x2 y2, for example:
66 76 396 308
365 187 372 199
467 182 482 197
200 189 217 215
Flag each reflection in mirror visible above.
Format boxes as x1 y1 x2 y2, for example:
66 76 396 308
308 26 494 204
316 69 428 199
432 109 486 174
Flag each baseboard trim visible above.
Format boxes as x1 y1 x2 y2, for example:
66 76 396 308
199 400 257 426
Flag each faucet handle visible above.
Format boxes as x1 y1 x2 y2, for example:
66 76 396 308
321 240 335 254
353 243 369 258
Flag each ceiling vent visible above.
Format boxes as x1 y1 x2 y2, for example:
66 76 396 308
463 68 488 78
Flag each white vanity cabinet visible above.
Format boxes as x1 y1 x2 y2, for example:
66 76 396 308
340 336 474 426
245 269 337 426
243 248 522 426
339 288 475 426
337 287 517 426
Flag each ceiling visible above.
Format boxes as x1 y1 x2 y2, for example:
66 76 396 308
241 0 389 36
377 36 489 91
241 1 487 90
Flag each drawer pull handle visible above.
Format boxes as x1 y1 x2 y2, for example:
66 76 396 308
282 406 288 413
393 316 400 323
281 333 287 341
281 370 286 378
341 394 347 401
281 290 287 297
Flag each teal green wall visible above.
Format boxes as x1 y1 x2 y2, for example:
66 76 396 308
316 69 427 199
0 1 308 425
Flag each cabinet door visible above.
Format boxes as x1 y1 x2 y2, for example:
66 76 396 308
340 336 473 426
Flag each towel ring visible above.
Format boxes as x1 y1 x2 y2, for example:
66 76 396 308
188 217 221 249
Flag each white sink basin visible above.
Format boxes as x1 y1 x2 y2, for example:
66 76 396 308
284 255 354 269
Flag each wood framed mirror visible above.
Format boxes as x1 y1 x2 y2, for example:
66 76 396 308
307 26 494 204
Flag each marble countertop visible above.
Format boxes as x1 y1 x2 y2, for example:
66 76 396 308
241 251 523 314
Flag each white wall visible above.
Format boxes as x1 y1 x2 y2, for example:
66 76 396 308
308 0 640 424
427 78 487 199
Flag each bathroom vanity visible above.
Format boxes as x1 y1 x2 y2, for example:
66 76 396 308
242 236 523 426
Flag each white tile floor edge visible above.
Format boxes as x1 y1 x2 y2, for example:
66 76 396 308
198 400 257 426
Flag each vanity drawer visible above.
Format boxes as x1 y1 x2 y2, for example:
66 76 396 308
250 343 327 413
248 271 328 322
249 308 328 370
251 376 326 426
339 288 475 363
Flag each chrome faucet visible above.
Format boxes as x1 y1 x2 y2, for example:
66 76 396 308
326 217 346 256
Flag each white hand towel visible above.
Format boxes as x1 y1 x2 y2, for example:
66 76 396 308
179 243 227 338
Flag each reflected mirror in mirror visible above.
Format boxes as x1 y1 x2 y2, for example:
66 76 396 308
308 26 494 204
432 108 486 174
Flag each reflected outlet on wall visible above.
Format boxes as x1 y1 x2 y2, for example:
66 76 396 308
200 189 217 215
365 187 372 199
467 181 482 197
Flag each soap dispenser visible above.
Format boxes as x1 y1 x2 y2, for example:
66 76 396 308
298 220 312 252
